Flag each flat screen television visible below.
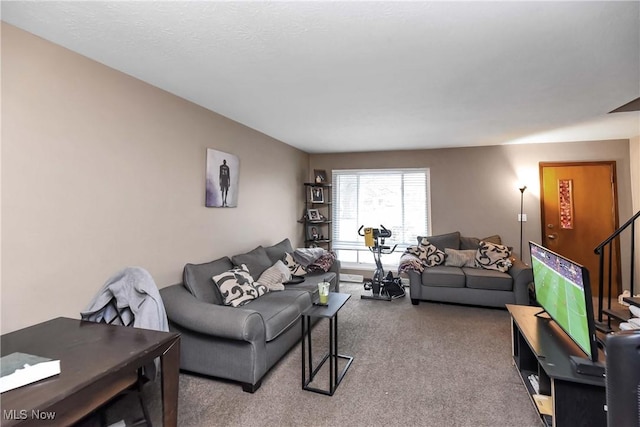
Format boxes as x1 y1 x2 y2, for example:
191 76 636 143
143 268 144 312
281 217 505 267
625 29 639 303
529 241 600 364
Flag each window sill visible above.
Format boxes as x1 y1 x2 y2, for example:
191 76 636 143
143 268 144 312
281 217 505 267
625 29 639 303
340 262 399 271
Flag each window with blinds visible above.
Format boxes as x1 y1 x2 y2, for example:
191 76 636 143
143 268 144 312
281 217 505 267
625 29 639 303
331 168 430 265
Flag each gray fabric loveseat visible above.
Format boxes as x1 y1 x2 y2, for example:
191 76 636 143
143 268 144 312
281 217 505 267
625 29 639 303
401 231 532 308
159 238 339 392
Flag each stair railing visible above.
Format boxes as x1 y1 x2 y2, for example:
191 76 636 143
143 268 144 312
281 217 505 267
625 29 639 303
594 210 639 330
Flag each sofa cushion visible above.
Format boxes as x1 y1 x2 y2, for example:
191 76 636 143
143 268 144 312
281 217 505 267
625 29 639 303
475 241 512 272
463 267 513 291
418 231 461 251
257 260 291 291
231 246 273 280
243 290 311 341
213 264 269 307
444 248 477 267
264 238 294 265
287 272 337 297
421 266 466 288
183 256 234 305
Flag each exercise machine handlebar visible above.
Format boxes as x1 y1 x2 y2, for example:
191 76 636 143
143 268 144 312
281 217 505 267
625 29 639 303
357 224 392 238
357 225 397 254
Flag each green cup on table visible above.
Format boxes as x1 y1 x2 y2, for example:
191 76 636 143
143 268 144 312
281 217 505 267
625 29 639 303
318 282 330 305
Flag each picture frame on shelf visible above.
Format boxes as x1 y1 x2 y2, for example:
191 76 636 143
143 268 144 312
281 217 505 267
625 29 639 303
306 224 321 241
310 187 324 203
306 209 321 222
314 169 327 184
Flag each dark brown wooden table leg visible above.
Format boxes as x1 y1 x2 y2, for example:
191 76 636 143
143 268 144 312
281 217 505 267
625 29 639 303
161 337 180 427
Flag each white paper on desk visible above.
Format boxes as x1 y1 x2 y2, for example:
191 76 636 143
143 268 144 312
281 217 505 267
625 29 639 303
0 352 60 393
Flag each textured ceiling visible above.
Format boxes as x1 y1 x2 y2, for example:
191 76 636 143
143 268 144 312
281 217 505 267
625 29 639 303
2 1 639 153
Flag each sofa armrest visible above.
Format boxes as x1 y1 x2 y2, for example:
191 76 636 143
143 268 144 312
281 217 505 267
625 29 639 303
160 284 265 342
406 270 422 297
508 258 533 305
329 258 341 292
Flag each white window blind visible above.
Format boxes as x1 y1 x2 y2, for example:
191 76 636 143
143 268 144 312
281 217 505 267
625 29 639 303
332 168 430 265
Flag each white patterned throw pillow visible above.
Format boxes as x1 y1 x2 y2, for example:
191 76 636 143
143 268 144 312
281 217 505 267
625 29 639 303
475 241 512 272
421 240 446 267
282 253 307 276
406 239 445 267
212 264 269 307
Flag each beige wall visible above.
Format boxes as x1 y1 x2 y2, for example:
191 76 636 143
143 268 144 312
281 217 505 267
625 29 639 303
311 139 634 285
1 24 309 333
2 23 637 333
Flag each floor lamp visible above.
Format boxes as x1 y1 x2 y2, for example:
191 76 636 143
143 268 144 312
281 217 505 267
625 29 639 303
519 186 527 258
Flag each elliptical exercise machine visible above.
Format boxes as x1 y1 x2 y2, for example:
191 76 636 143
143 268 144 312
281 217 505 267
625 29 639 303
358 225 405 301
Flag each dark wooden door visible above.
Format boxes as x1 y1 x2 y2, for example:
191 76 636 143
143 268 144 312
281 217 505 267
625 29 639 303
539 162 620 297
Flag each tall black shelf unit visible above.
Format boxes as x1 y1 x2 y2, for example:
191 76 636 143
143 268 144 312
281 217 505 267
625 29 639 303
303 182 332 250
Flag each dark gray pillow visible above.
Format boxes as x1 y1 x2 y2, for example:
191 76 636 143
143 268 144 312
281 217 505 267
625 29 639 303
183 256 234 305
460 235 501 250
264 238 294 265
481 234 502 245
417 231 461 251
460 236 480 250
231 246 273 281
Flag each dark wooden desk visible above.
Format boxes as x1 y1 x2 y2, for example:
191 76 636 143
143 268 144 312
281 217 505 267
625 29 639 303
1 317 180 427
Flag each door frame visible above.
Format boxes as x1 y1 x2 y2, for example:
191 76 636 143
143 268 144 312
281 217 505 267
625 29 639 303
538 161 621 297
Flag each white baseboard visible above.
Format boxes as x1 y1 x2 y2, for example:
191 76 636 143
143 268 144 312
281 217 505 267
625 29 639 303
341 273 364 283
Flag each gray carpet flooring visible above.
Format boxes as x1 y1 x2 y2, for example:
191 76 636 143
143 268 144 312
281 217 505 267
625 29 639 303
107 282 541 427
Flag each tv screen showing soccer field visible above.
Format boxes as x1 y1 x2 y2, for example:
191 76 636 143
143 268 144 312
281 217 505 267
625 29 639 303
529 241 597 361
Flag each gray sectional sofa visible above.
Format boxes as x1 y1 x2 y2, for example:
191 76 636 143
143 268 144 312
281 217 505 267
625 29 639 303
159 238 339 392
406 231 532 308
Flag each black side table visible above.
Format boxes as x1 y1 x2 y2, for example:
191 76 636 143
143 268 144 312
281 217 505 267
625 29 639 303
301 292 353 396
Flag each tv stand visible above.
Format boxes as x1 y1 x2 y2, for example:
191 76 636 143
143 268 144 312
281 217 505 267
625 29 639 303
569 355 605 377
507 304 606 427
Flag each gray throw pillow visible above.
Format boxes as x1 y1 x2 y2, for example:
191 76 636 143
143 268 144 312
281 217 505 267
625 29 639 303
256 260 291 291
183 256 234 305
481 234 503 245
264 238 294 265
444 248 477 267
231 246 273 281
460 235 502 250
460 236 481 250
